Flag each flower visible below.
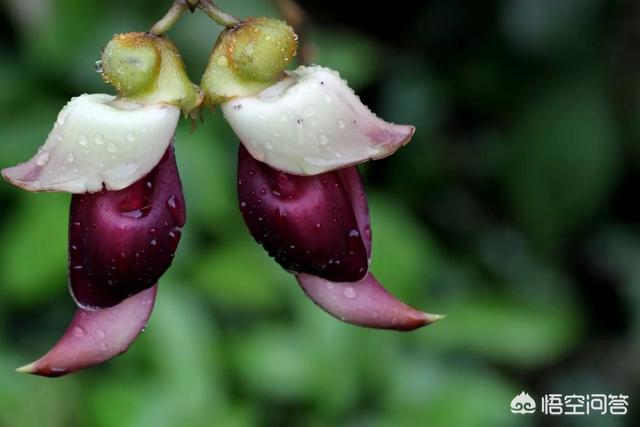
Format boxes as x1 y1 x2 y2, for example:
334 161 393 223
2 32 195 376
0 6 440 377
209 18 439 331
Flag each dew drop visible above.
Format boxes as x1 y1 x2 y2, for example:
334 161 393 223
342 286 357 299
35 152 50 166
96 329 106 339
66 152 75 163
320 134 329 145
94 135 105 145
73 326 86 338
126 133 135 142
99 342 108 351
78 134 88 146
166 196 182 223
94 60 103 73
106 143 117 153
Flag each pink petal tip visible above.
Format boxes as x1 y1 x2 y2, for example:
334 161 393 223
297 272 442 331
16 285 157 377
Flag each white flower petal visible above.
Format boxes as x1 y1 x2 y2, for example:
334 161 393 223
221 65 415 175
2 94 180 193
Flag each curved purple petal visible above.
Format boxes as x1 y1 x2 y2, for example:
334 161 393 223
69 146 186 309
238 145 369 282
16 285 157 377
297 272 443 331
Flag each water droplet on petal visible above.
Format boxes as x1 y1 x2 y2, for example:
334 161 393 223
78 134 88 146
106 143 117 153
342 286 357 299
35 152 50 166
73 326 86 338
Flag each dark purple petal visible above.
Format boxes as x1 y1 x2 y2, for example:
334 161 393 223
297 273 443 331
237 145 369 282
337 166 371 258
16 285 157 377
69 146 186 309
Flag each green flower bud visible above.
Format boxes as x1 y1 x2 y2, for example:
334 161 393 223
101 34 160 97
201 18 298 105
100 33 202 115
230 18 297 82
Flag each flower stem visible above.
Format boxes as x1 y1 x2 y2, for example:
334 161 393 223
198 0 240 27
150 0 188 35
150 0 240 36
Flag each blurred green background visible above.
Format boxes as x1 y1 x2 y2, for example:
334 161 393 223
0 0 638 426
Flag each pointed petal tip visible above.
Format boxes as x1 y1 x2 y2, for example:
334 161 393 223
370 123 415 154
297 272 440 332
413 311 446 328
2 164 39 191
380 123 416 149
15 362 37 375
401 124 416 146
389 310 445 332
